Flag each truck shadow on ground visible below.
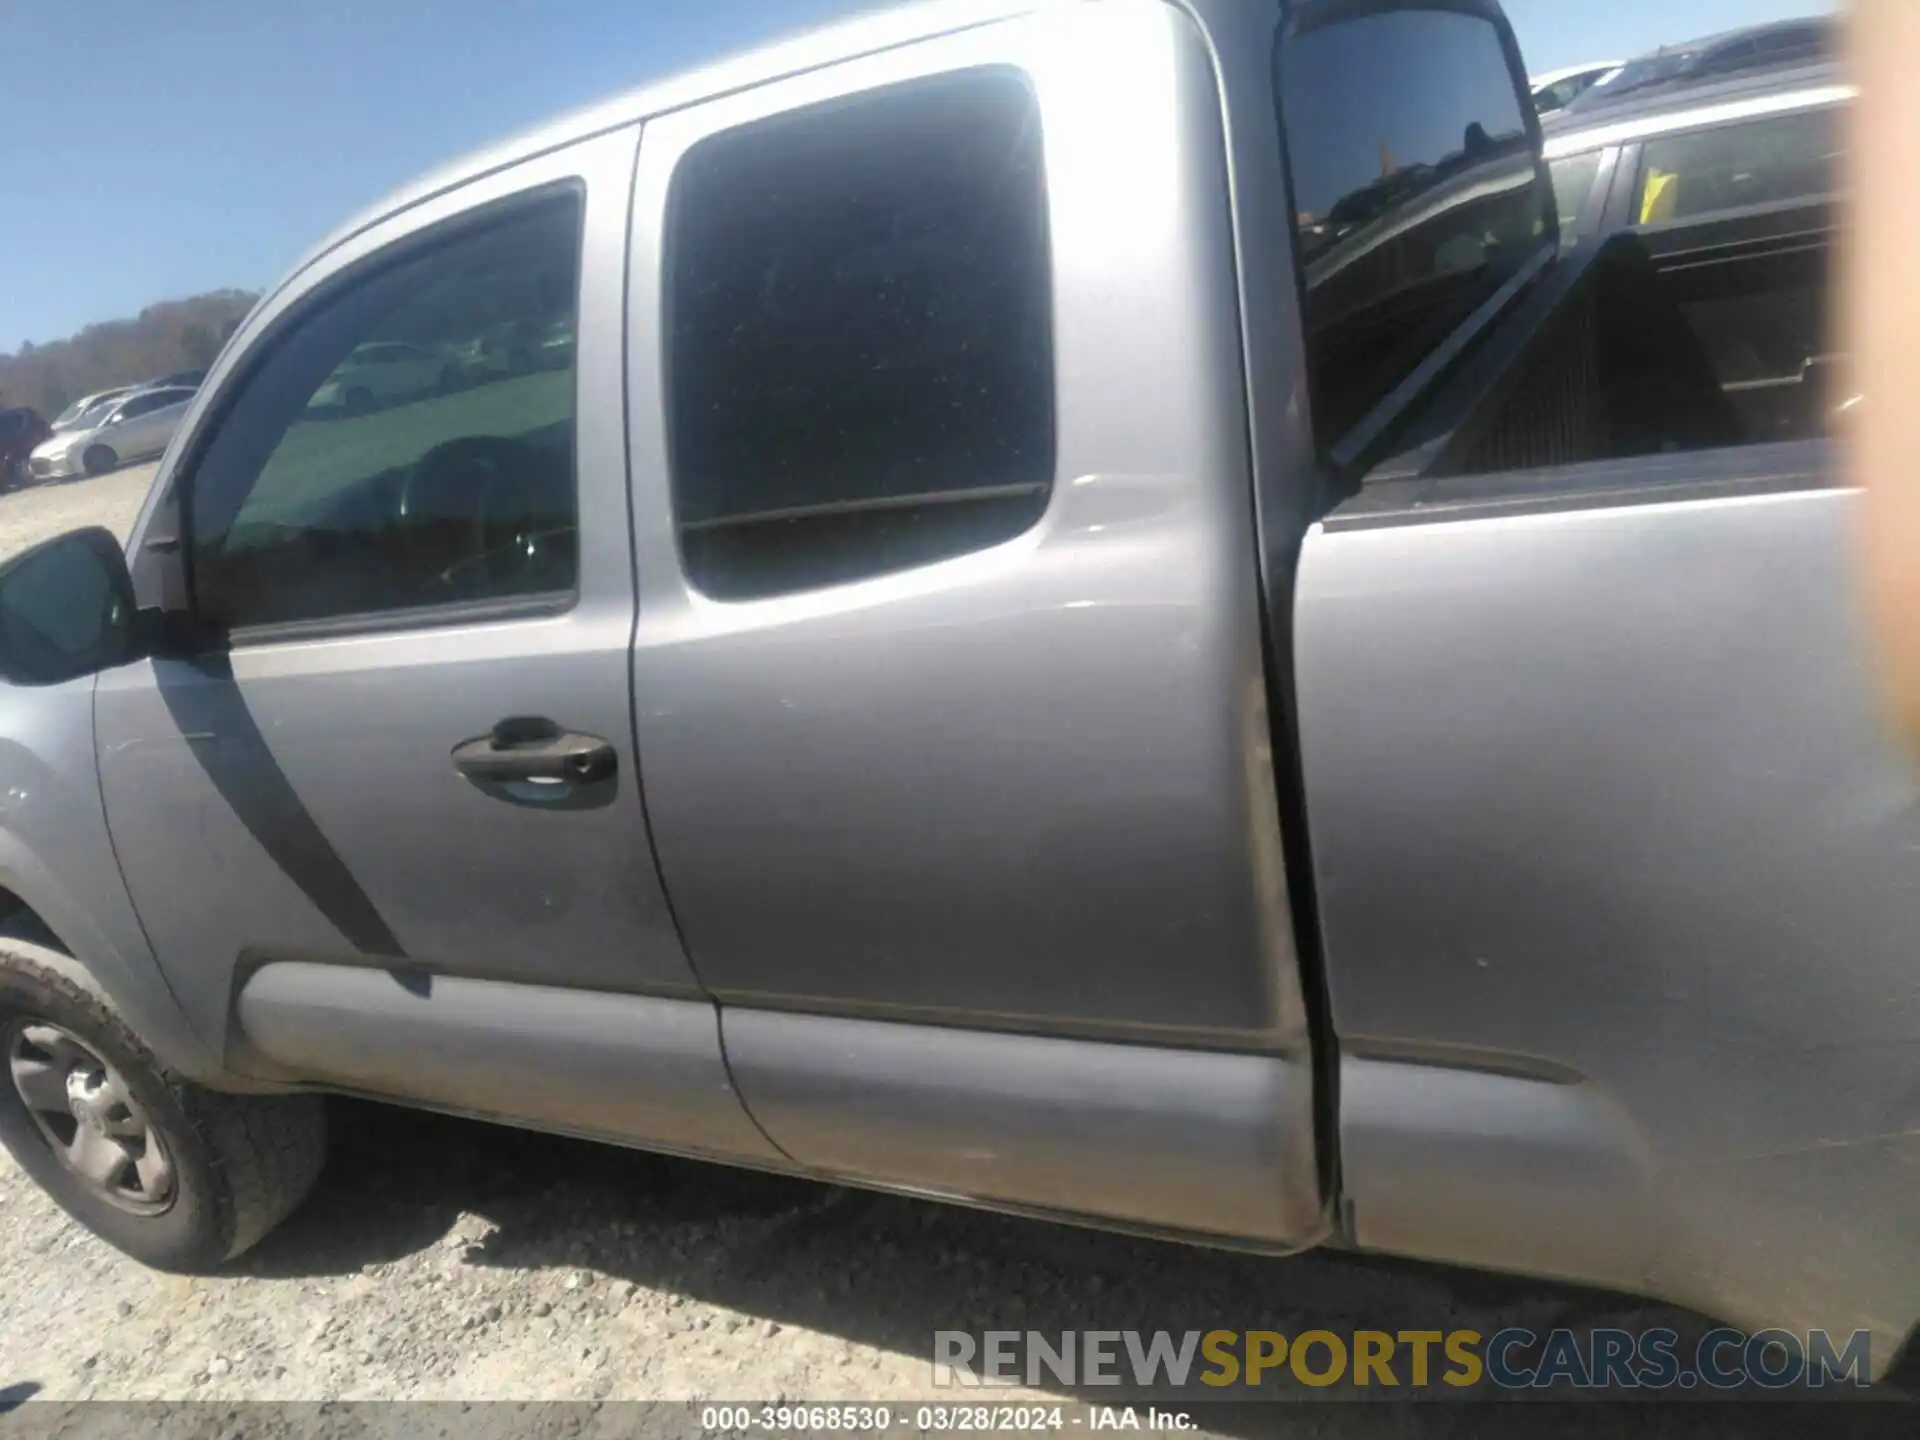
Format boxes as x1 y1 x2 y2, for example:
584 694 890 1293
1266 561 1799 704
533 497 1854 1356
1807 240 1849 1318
233 1098 1865 1435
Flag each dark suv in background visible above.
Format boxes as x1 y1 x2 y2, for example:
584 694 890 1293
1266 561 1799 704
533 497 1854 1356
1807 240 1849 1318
0 408 51 486
1545 16 1842 242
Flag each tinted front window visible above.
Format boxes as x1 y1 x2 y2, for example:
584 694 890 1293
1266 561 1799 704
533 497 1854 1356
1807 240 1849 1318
667 68 1053 600
1637 107 1841 224
190 192 581 631
1276 6 1550 449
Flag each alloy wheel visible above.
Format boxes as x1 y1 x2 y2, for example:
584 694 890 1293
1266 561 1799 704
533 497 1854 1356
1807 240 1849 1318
6 1020 175 1213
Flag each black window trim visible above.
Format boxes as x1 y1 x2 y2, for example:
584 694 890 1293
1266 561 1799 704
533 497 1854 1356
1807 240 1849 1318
1274 0 1559 480
170 177 590 651
660 62 1058 601
1548 143 1620 246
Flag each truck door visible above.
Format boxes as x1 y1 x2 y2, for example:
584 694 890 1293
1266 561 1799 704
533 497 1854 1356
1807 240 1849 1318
95 129 777 1166
624 4 1325 1244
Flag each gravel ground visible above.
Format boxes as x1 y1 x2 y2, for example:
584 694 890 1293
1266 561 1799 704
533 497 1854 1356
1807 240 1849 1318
0 463 156 556
1 1100 1690 1410
0 467 1786 1427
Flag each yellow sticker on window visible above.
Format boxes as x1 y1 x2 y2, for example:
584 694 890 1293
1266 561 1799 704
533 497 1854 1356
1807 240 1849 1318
1641 168 1679 224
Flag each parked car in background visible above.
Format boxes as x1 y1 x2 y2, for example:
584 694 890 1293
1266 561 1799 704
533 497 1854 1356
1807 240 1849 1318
1566 16 1834 116
1543 58 1847 444
0 408 51 485
1530 60 1621 115
1545 56 1846 242
309 342 457 413
453 321 545 383
537 316 575 371
151 368 207 389
24 385 198 481
48 387 139 434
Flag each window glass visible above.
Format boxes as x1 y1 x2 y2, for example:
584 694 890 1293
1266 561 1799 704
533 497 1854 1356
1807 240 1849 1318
1752 25 1827 63
117 389 188 420
1701 40 1758 74
1534 73 1601 115
1276 7 1550 449
189 193 581 631
666 67 1053 600
1637 107 1841 225
1549 152 1602 241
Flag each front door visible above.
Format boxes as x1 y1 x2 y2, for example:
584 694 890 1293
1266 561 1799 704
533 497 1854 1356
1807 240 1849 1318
95 129 776 1162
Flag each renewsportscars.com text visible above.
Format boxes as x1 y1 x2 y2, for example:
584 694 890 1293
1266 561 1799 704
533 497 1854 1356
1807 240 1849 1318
931 1327 1873 1391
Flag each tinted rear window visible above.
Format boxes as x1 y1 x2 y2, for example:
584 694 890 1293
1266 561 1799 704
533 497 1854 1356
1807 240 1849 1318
667 68 1053 600
1275 5 1551 450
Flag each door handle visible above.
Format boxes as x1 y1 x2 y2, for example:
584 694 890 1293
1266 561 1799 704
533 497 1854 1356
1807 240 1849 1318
451 716 617 785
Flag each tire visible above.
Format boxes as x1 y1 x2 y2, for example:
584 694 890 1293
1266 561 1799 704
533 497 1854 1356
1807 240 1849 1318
82 445 116 478
344 387 374 416
0 941 326 1272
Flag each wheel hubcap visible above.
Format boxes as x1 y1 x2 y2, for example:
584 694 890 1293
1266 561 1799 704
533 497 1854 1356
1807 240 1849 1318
6 1021 175 1213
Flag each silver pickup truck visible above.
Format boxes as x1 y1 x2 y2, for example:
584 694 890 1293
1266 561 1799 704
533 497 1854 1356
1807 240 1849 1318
0 0 1906 1378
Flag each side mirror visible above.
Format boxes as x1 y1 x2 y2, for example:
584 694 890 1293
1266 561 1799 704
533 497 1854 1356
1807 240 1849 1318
0 527 144 686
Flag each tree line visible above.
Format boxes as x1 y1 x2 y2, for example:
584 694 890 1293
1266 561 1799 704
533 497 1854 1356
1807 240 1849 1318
0 290 260 419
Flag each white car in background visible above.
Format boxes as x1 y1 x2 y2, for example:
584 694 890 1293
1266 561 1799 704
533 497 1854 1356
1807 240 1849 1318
1530 60 1623 115
310 341 458 414
24 385 199 481
47 385 140 435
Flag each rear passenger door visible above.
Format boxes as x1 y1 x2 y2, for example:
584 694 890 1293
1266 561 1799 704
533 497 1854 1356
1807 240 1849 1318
625 4 1324 1244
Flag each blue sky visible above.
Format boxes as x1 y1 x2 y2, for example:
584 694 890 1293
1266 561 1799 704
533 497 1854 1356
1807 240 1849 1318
0 0 1834 352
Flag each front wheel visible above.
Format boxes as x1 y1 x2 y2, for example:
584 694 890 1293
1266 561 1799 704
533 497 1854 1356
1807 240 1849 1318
0 941 327 1271
81 445 116 477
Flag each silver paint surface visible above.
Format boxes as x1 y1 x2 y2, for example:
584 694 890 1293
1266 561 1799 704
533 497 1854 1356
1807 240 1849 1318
726 1007 1319 1241
237 962 778 1160
0 675 215 1074
623 4 1309 1052
96 128 705 1044
1297 476 1920 1364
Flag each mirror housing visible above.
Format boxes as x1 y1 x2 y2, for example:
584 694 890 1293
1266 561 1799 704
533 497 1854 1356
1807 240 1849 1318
0 527 145 686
